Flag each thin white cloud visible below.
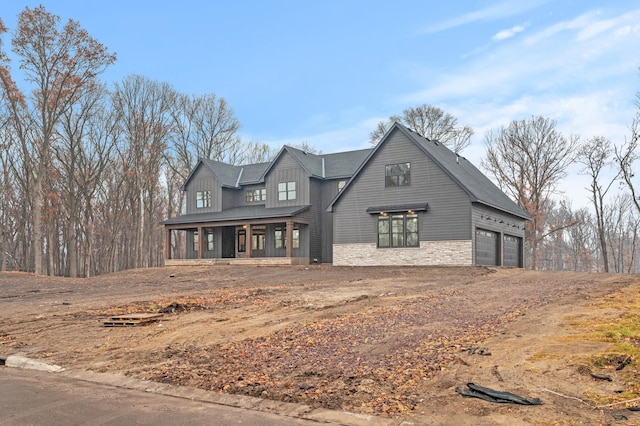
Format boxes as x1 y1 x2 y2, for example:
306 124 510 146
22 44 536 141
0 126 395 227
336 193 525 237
524 8 640 45
492 24 526 41
419 0 549 34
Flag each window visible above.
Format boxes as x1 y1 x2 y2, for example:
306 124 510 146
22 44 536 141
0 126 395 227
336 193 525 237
293 227 300 249
193 230 199 251
252 233 265 251
275 227 285 249
278 181 296 201
196 190 211 208
385 163 411 187
338 180 346 192
246 189 266 202
377 213 418 248
274 225 300 249
206 230 214 251
237 230 246 252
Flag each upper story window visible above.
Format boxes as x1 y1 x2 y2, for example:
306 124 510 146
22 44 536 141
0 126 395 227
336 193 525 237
378 213 418 248
246 189 266 202
385 163 411 187
278 181 296 201
338 180 347 192
196 190 211 208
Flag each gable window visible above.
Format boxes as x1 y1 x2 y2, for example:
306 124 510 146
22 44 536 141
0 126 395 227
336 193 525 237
377 213 418 248
196 190 211 208
246 188 266 202
385 163 411 187
338 180 346 192
278 181 296 201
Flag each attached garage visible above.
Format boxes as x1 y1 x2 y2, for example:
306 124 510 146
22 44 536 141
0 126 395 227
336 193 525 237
503 235 522 267
475 229 499 266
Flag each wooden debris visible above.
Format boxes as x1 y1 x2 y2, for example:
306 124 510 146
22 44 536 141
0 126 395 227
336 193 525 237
103 313 163 327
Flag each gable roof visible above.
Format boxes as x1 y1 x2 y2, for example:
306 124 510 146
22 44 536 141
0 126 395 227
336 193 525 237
260 145 372 181
181 159 271 190
328 122 530 220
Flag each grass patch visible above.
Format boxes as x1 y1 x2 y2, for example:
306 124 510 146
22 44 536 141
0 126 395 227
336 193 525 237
569 285 640 406
528 351 561 362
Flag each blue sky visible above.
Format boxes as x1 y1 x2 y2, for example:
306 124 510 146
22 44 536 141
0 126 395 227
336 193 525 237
2 1 640 207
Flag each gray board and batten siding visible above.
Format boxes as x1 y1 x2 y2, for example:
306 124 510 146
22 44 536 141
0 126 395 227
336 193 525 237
183 164 222 215
167 121 528 266
331 126 472 245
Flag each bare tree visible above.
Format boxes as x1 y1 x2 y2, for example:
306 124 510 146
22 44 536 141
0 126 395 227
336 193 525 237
578 136 619 272
55 83 116 277
483 116 579 269
239 141 278 164
604 194 633 273
168 93 241 173
615 114 640 213
370 104 473 153
289 141 322 155
0 6 115 274
112 75 174 269
563 206 596 272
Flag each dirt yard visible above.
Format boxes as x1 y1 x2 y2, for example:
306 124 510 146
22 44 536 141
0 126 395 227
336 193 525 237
1 265 639 425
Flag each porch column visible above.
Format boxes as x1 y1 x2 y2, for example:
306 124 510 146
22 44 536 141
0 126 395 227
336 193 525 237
197 226 204 259
285 220 293 258
165 228 171 260
246 225 252 258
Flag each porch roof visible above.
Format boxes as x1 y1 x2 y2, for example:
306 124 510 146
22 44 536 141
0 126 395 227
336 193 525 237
163 204 311 227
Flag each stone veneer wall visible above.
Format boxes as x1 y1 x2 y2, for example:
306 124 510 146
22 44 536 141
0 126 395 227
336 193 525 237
333 240 473 266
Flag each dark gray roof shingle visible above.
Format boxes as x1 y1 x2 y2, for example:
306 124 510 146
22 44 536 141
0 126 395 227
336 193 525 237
403 125 529 219
163 204 311 225
327 122 529 220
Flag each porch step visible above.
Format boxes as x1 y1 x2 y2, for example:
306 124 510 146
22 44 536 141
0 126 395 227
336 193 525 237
164 257 309 266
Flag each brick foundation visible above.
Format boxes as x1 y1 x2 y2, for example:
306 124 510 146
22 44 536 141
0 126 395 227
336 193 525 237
333 240 473 266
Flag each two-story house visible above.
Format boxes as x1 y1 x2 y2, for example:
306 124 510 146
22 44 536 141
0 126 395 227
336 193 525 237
163 122 530 267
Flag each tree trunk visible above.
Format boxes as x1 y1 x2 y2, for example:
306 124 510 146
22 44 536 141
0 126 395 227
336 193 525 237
68 220 78 278
33 177 43 275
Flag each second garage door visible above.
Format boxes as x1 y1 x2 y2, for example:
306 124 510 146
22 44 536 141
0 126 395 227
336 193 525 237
503 235 522 267
475 229 499 266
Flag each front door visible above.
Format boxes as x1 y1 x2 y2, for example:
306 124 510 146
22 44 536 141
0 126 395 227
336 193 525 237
251 226 266 257
221 226 235 258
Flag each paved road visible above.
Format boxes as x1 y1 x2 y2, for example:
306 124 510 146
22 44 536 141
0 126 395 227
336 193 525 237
0 368 321 426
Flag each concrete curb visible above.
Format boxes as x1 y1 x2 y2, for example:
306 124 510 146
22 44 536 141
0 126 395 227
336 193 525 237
2 355 65 372
59 370 403 426
1 358 404 425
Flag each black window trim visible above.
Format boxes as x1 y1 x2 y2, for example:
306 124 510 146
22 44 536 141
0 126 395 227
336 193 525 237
377 212 419 248
385 162 411 187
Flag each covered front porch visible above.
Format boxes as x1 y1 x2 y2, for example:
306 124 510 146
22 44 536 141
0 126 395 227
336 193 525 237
164 213 311 265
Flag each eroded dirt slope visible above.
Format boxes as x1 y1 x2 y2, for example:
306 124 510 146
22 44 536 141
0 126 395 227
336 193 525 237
1 266 638 425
